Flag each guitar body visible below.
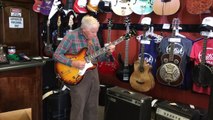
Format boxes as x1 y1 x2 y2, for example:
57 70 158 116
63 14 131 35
130 60 155 92
87 0 100 13
192 63 213 87
156 53 183 86
43 44 54 57
186 0 213 15
111 0 133 16
116 53 133 82
40 0 54 15
33 0 42 13
73 0 88 14
98 0 112 13
130 0 154 15
153 0 180 15
55 48 96 85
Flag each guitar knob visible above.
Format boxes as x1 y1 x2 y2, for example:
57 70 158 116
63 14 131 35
174 59 179 64
163 58 168 63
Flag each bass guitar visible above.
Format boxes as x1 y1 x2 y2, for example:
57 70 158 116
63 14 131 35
116 17 133 82
153 0 180 16
129 0 154 15
43 19 54 57
98 18 119 76
55 30 136 85
156 18 183 86
192 36 213 87
130 25 155 92
111 0 133 16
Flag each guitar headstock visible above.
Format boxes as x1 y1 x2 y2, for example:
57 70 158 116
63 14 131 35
57 15 61 27
171 18 180 30
124 16 131 27
124 29 137 40
68 15 74 29
107 18 113 29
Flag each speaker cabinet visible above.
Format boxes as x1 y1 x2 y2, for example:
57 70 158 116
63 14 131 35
155 101 200 120
104 86 152 120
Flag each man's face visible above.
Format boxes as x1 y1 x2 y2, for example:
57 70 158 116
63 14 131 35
82 26 99 40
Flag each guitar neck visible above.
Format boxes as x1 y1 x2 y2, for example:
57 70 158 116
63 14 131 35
86 35 126 62
201 37 208 64
46 20 50 44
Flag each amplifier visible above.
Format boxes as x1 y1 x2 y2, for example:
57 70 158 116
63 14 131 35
155 101 200 120
104 86 152 120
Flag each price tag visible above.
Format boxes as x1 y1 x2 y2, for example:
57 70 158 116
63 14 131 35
168 38 181 43
140 40 150 44
162 23 170 30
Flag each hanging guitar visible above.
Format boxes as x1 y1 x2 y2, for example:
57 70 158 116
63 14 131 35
111 0 133 16
129 0 154 15
55 29 136 85
130 24 155 92
186 0 213 15
116 17 134 82
153 0 180 16
98 18 119 76
87 0 101 13
73 0 88 14
192 36 213 87
43 19 54 57
40 0 54 16
156 18 183 87
98 0 112 13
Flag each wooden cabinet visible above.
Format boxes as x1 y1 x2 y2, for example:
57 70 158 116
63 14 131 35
0 0 39 56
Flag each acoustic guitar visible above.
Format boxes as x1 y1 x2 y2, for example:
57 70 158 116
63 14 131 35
98 18 119 76
129 0 154 15
153 0 180 16
111 0 133 16
156 18 183 86
116 17 134 82
192 36 213 87
186 0 213 15
55 29 136 85
130 25 155 92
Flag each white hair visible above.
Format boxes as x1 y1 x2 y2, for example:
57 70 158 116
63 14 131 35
81 15 100 29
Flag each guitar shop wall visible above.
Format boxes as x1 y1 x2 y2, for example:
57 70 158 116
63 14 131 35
95 0 213 110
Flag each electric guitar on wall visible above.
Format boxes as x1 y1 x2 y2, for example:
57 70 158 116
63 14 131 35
33 0 42 13
129 0 154 15
192 36 213 87
73 0 88 14
116 17 134 82
55 30 136 85
130 24 155 92
98 18 119 76
43 19 54 57
87 0 101 13
153 0 180 16
98 0 112 13
156 18 183 87
40 0 54 16
111 0 133 16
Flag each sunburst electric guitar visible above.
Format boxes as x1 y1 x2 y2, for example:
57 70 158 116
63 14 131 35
130 26 155 92
55 30 136 85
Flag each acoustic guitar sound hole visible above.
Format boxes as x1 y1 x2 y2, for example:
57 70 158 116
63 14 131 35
161 0 171 2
